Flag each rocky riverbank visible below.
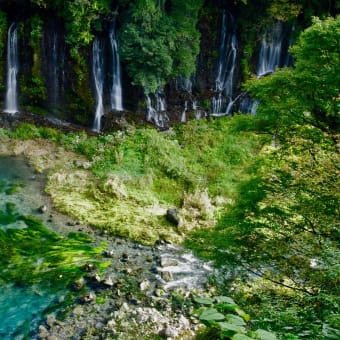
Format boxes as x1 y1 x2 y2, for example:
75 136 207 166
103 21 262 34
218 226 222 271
0 137 214 338
35 238 212 339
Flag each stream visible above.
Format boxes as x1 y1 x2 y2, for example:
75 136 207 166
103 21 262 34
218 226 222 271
0 155 212 338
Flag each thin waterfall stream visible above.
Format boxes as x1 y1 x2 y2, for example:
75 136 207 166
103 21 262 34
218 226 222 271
211 11 238 116
92 38 105 132
4 23 19 114
110 20 123 112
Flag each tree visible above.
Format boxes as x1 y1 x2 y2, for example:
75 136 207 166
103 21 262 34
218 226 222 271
187 16 340 337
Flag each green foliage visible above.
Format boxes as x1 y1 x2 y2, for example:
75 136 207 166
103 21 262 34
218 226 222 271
119 0 173 93
0 203 106 286
119 0 203 93
246 16 340 133
187 16 340 339
195 295 277 339
169 0 203 79
9 123 62 142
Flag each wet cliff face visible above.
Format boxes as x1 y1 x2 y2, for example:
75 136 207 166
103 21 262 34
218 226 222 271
0 0 336 130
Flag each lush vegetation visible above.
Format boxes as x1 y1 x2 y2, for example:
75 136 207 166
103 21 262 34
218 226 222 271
0 1 338 339
186 15 340 339
0 204 106 286
119 0 203 93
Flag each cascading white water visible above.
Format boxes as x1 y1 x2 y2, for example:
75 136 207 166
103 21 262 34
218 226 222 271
146 89 169 128
92 38 105 132
109 20 123 111
4 23 19 114
257 21 284 77
175 77 192 93
181 100 188 123
212 11 238 116
240 21 288 114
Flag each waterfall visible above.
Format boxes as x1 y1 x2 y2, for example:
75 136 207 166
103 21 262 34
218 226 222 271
109 20 123 111
240 21 289 114
257 21 284 77
175 77 192 93
4 23 19 114
92 38 105 132
181 100 188 123
146 90 169 128
211 11 238 116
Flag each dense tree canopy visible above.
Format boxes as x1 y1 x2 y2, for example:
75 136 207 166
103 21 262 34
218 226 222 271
187 15 340 338
119 0 203 93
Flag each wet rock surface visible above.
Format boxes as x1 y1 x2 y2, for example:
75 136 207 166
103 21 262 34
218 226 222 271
31 237 212 339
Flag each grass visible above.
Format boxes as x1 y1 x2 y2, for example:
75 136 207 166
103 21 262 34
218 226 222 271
2 116 267 244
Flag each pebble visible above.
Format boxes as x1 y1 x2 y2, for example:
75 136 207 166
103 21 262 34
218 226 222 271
140 279 150 291
38 325 50 339
38 205 48 213
160 258 178 267
80 292 96 303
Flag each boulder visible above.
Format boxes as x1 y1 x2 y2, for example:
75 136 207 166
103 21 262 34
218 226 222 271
166 208 180 226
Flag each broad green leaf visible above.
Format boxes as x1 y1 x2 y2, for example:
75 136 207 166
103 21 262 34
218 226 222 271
254 329 277 340
226 314 247 326
200 308 225 321
233 334 256 340
218 321 246 333
235 308 251 322
216 302 238 313
194 296 214 305
215 296 236 304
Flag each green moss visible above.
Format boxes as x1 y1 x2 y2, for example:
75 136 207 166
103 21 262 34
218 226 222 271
41 116 266 244
20 16 47 107
0 203 106 287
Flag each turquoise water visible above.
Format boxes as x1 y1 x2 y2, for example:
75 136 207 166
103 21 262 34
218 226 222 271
0 156 62 338
0 157 94 340
0 284 61 339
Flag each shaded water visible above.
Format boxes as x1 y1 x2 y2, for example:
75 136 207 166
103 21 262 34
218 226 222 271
0 157 66 339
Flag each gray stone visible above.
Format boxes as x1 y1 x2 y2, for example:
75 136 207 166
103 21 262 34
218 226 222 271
140 280 150 291
38 325 50 339
38 205 48 213
160 258 178 267
161 271 173 282
80 292 96 303
46 314 56 328
102 276 114 287
166 208 180 226
159 325 178 338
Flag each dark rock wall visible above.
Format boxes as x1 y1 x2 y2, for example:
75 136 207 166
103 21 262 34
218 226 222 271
0 0 336 130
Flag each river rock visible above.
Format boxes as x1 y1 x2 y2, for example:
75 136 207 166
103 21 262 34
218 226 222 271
178 315 190 329
154 288 165 297
102 276 114 287
103 249 115 258
140 279 150 291
80 292 96 303
38 205 47 213
161 271 173 282
72 278 84 291
159 324 179 338
38 325 50 339
160 258 178 267
46 314 57 328
166 208 180 226
82 263 97 272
